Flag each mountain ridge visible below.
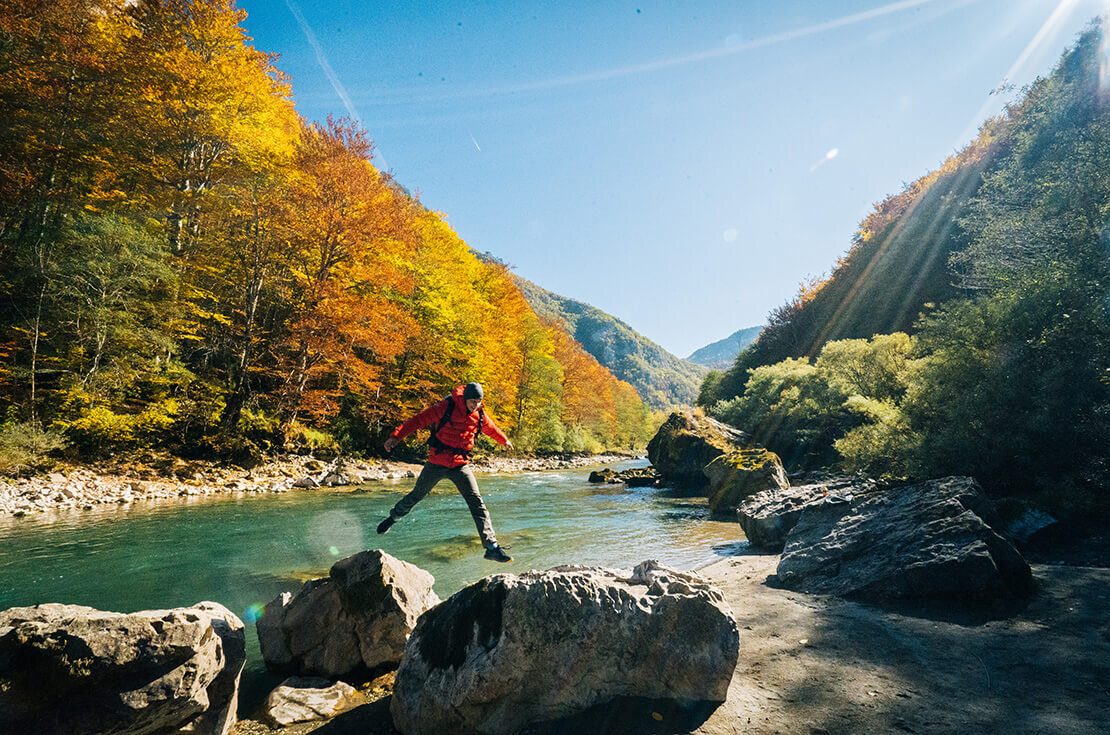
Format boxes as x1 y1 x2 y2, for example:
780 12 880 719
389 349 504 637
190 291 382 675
686 326 762 369
477 255 707 408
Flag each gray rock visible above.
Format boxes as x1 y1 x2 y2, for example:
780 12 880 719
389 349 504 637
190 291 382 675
391 560 739 735
258 550 439 678
738 478 876 550
320 472 350 487
703 449 789 516
0 601 245 735
292 476 319 488
645 411 748 491
775 477 1032 600
263 677 357 727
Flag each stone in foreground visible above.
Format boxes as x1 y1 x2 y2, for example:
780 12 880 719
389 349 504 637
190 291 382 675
703 448 789 516
738 477 876 550
264 676 357 727
0 601 245 735
257 549 439 678
775 477 1032 600
391 560 739 735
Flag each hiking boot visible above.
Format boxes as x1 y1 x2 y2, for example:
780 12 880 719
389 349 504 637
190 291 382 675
484 544 512 563
376 516 395 534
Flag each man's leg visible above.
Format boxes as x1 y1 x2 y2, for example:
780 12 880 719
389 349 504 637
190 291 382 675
446 464 498 549
388 463 448 521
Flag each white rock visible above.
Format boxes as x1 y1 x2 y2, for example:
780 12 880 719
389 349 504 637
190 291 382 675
263 677 357 726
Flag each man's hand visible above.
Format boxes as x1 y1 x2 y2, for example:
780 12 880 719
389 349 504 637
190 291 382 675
384 436 399 452
505 440 514 451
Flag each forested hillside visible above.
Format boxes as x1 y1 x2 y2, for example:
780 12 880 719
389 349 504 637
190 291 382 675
686 326 762 369
699 24 1110 516
0 0 652 468
510 274 708 408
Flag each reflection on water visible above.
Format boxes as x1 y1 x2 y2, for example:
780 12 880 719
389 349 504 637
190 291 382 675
0 459 744 714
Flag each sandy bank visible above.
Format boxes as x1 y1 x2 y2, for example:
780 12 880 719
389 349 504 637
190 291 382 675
690 552 1110 735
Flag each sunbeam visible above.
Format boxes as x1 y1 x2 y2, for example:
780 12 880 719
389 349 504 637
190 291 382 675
954 0 1083 147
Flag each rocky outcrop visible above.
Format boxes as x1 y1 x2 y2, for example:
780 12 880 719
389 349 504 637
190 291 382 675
774 477 1031 600
588 467 660 487
738 477 877 550
391 560 739 735
646 411 749 490
703 448 789 516
257 550 439 678
263 677 358 727
0 601 245 735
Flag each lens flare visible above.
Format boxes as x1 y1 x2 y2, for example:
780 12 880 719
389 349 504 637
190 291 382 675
243 602 266 624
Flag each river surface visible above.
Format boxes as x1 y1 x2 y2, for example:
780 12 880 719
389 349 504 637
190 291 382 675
0 459 744 712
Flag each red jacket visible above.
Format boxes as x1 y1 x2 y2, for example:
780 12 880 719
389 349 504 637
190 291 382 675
390 385 510 467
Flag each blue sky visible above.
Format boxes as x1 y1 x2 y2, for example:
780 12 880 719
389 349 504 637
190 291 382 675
238 0 1108 357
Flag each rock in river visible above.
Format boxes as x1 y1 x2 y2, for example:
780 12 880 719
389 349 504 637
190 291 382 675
390 560 740 735
703 448 788 516
774 476 1032 600
257 549 439 678
0 601 245 735
646 411 748 491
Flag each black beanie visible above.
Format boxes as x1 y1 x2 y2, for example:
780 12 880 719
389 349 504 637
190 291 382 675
463 382 484 400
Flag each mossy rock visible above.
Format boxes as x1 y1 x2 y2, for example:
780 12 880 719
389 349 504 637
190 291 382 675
704 448 788 516
645 411 748 492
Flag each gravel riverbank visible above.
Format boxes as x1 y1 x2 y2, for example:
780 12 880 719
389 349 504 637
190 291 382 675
0 452 637 518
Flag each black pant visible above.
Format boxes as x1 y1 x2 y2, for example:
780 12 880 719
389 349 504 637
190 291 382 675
388 463 497 548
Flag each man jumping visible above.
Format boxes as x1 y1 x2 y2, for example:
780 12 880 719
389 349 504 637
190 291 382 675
378 382 514 562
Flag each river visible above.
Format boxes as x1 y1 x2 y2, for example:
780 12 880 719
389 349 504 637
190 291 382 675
0 459 743 712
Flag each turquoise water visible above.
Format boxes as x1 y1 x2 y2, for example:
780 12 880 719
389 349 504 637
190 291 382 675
0 460 743 712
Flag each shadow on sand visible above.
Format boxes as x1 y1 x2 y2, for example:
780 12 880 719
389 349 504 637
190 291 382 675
308 695 722 735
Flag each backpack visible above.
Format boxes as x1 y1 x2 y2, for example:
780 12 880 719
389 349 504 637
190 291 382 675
428 394 485 456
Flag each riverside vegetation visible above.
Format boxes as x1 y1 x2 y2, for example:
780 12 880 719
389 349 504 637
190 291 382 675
0 0 657 480
700 23 1110 524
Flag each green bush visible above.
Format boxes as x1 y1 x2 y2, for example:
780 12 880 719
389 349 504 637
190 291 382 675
562 423 603 454
0 421 68 475
833 396 919 479
711 357 849 468
285 421 340 455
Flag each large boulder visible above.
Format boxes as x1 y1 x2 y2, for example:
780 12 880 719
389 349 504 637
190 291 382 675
703 448 789 516
738 477 877 550
391 561 739 735
257 549 439 678
646 411 748 491
0 601 245 735
774 477 1032 600
263 676 358 727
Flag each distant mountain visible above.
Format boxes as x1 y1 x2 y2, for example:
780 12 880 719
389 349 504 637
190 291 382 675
686 326 762 369
506 271 708 409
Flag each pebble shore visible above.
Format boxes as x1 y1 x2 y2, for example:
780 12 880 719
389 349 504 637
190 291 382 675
0 453 638 518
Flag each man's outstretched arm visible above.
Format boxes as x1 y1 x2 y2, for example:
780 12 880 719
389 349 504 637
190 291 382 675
482 413 513 450
384 399 449 451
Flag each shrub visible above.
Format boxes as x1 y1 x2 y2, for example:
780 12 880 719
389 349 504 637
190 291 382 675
0 421 68 475
58 405 136 448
